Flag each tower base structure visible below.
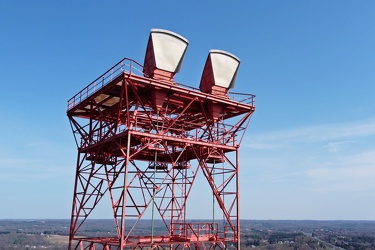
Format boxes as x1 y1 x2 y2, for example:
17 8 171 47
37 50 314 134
67 55 254 250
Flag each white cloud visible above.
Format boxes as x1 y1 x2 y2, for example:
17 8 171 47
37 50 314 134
0 153 75 182
256 171 305 183
244 117 375 149
304 149 375 192
243 141 285 150
323 140 356 152
241 117 375 201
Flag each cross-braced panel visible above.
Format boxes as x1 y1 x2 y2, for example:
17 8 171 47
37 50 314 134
67 59 254 250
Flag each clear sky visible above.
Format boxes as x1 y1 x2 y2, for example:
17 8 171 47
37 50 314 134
0 1 374 220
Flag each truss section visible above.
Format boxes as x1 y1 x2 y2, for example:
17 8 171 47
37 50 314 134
67 58 255 250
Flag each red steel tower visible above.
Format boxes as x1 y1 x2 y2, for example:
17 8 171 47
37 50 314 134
67 29 255 250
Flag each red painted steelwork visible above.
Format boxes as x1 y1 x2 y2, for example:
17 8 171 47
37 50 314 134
67 57 255 250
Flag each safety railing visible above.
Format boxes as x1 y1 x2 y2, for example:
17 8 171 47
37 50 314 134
176 82 256 106
67 58 144 111
228 92 256 106
171 222 218 241
67 58 255 111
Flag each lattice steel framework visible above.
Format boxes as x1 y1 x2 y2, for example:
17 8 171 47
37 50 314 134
67 57 255 250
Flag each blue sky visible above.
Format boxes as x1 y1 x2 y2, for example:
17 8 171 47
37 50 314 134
0 1 374 220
